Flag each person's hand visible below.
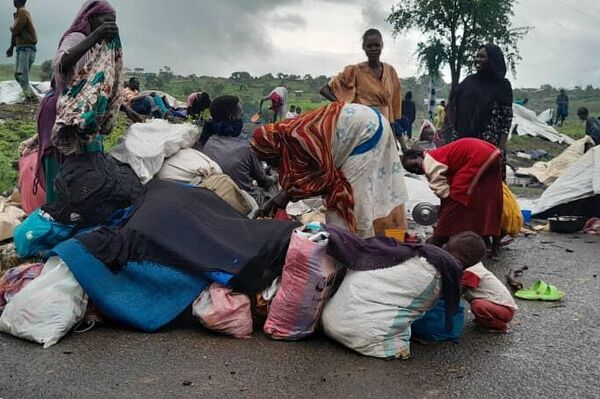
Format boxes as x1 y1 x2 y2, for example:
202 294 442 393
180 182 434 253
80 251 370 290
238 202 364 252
6 46 14 58
92 22 119 43
256 190 289 219
18 136 38 157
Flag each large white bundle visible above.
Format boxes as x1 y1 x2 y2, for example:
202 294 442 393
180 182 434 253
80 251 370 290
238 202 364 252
0 257 88 348
156 148 222 183
110 120 199 183
322 256 441 359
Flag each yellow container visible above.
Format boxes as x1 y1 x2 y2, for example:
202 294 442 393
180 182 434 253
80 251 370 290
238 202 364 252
385 228 406 242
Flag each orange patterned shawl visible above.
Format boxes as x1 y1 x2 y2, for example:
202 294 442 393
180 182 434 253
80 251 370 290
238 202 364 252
251 102 357 231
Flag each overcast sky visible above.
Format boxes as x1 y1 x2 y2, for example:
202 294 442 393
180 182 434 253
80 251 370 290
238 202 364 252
2 0 599 88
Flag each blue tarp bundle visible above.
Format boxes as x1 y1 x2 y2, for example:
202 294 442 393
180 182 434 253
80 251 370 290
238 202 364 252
52 239 232 332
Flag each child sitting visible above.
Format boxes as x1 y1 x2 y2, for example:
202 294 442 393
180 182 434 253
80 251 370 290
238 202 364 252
445 231 517 332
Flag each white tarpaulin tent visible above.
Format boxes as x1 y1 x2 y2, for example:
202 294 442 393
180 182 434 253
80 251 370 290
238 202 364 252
517 136 594 185
510 104 574 145
0 80 51 104
533 145 600 215
537 109 554 125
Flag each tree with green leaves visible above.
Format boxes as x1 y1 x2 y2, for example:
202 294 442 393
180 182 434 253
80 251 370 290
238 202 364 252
387 0 530 88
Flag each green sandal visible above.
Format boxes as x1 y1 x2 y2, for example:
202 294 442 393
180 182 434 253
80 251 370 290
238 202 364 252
515 280 565 301
539 284 565 301
515 280 547 300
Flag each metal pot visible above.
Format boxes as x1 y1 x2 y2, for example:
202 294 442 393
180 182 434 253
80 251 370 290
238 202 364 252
412 202 439 226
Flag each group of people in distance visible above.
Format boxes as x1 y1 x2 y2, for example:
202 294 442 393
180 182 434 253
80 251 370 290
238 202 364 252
9 0 532 333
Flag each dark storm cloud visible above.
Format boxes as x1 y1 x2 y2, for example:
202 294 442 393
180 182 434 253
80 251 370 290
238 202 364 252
1 0 599 86
1 0 296 75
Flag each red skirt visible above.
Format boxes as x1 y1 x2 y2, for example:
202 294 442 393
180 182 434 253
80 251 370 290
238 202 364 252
434 159 503 239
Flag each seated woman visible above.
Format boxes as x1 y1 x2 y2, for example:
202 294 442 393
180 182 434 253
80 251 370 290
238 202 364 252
122 77 169 120
402 138 503 259
199 96 277 206
251 102 408 238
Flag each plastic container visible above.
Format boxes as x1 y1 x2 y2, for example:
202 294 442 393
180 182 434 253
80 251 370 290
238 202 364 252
521 209 532 224
385 228 406 242
548 216 586 234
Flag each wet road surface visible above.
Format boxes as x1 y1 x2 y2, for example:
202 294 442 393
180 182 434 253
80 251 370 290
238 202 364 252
1 233 599 398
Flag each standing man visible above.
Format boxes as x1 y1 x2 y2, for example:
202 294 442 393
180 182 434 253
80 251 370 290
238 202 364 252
259 86 288 123
577 107 600 146
555 89 569 127
6 0 38 102
402 91 416 139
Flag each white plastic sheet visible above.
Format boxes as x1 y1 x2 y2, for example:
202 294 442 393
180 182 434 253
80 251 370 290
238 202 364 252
537 109 554 125
0 80 51 104
533 146 600 215
0 256 88 348
510 104 574 145
110 119 199 183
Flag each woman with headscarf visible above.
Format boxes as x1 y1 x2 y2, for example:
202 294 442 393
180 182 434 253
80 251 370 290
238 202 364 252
199 96 277 206
447 44 513 156
251 102 408 239
19 0 122 205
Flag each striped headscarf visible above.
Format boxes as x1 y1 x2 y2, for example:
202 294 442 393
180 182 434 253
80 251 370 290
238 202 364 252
251 102 358 231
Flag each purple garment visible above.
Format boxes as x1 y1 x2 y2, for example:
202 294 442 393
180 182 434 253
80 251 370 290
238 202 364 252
325 225 463 330
60 0 116 45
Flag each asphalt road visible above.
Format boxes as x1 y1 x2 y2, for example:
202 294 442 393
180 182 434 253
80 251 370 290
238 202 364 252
1 232 599 399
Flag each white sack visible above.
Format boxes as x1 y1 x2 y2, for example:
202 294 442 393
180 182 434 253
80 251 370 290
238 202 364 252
156 148 222 183
0 256 88 348
322 256 441 359
404 174 439 217
110 119 199 183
